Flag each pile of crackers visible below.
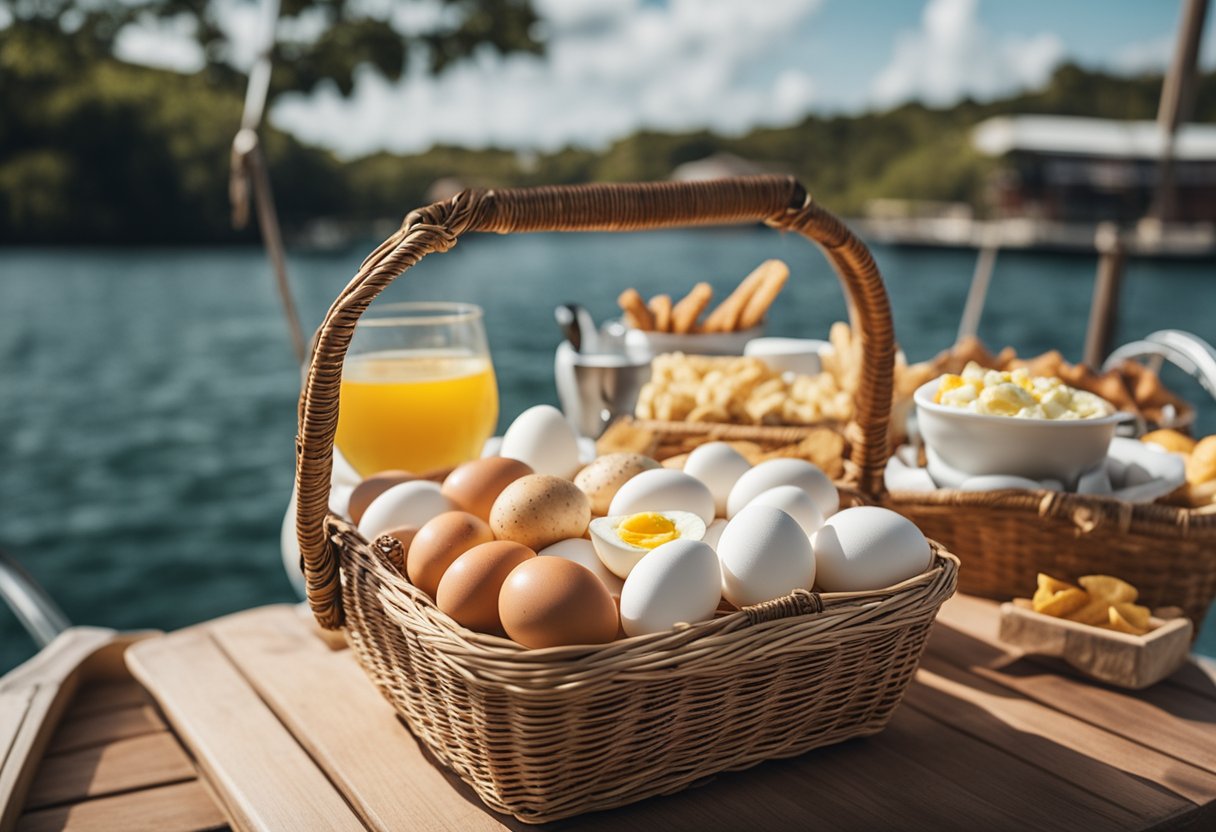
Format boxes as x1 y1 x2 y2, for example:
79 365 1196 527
618 260 788 333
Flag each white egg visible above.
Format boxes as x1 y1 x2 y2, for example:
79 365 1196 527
744 485 824 537
537 538 624 597
682 443 752 517
619 539 721 637
717 505 816 608
589 510 706 579
500 404 581 478
813 506 931 592
727 458 838 519
701 518 728 551
358 481 454 540
608 469 715 526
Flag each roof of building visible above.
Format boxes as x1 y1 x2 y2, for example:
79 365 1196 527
972 115 1216 161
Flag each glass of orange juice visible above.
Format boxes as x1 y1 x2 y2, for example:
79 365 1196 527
336 302 499 476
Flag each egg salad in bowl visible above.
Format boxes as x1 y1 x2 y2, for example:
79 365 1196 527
914 365 1125 486
935 362 1114 421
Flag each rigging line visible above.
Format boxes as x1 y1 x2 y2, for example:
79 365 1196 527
229 0 307 366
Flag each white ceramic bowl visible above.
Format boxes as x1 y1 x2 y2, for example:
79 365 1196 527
624 325 762 357
913 378 1127 488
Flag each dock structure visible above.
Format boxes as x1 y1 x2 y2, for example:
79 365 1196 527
860 115 1216 257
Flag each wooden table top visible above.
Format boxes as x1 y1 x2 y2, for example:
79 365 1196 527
112 595 1216 832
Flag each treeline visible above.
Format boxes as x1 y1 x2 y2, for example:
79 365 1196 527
2 24 1213 245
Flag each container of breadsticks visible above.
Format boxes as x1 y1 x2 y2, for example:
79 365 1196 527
616 259 789 357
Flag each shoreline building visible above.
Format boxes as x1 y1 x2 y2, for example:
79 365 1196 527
973 115 1216 225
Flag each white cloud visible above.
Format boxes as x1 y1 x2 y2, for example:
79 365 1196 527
271 0 823 157
870 0 1064 108
113 14 205 73
1111 35 1174 75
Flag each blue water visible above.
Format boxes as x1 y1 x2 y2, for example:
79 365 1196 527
2 230 1214 672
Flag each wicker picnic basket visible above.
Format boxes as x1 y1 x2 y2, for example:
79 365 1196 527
881 488 1216 629
295 176 958 824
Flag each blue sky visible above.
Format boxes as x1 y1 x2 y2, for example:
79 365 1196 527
111 0 1216 158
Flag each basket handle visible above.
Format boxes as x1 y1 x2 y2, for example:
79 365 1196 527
297 175 895 628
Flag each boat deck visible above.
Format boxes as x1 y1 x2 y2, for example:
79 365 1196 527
11 596 1216 830
11 675 227 832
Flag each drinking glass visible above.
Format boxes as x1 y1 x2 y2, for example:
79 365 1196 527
335 302 498 476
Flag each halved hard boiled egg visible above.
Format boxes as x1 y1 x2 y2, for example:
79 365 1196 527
589 511 706 579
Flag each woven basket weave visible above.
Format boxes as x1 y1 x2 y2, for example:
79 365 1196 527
295 176 958 823
882 489 1216 629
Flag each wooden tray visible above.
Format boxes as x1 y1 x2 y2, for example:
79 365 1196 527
998 603 1193 689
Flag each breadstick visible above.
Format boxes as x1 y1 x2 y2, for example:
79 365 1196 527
671 282 713 334
738 262 789 329
703 260 786 332
618 288 654 331
648 294 673 332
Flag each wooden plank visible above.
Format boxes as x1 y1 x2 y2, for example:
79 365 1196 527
209 607 502 832
209 604 1169 832
0 628 119 832
24 731 196 810
16 779 228 832
907 663 1206 813
927 614 1216 777
126 629 367 832
214 606 1032 831
67 680 148 719
46 705 162 755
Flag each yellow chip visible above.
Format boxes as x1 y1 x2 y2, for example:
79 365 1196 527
1065 598 1111 627
1034 588 1089 618
1107 605 1150 636
1111 602 1151 631
1036 573 1077 595
1079 575 1138 604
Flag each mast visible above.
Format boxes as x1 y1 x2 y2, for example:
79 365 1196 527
1150 0 1209 223
228 0 308 366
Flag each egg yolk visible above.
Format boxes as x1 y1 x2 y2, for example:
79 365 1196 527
617 512 679 550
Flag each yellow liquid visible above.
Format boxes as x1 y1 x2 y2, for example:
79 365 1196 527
336 350 499 476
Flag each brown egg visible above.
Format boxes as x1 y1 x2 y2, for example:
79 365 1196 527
442 457 534 521
406 511 494 598
498 558 618 649
490 474 590 552
349 470 416 524
436 541 536 635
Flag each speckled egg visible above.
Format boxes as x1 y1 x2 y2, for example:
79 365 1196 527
489 474 591 552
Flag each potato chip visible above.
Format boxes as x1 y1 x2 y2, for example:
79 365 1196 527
1034 588 1089 618
1079 575 1138 604
1111 602 1151 631
1107 605 1150 636
1036 573 1077 596
1065 598 1111 627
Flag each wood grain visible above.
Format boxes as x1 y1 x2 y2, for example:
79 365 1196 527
47 706 162 755
126 629 366 832
113 601 1216 832
25 732 196 810
68 681 148 719
0 628 121 832
209 606 502 832
16 780 228 832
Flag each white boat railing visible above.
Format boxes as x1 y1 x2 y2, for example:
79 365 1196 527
1105 330 1216 404
0 547 70 647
